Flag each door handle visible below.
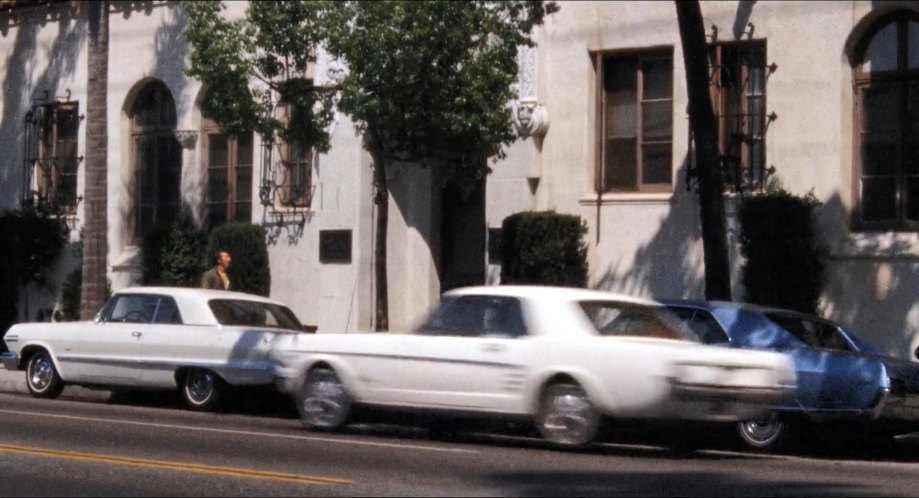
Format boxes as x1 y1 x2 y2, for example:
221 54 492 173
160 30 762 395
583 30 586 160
478 343 505 353
132 331 142 338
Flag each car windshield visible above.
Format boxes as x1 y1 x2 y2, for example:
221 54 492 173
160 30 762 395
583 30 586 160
578 300 700 342
208 299 303 330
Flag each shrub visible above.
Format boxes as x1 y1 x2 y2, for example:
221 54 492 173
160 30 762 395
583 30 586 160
499 210 588 287
142 205 206 287
57 265 112 322
738 187 827 314
206 222 271 296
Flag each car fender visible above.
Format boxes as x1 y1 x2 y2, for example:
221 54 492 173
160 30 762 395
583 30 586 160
17 340 69 380
525 366 609 416
294 354 365 401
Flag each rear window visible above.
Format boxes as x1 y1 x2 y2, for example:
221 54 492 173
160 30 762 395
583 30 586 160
578 301 700 342
208 299 303 330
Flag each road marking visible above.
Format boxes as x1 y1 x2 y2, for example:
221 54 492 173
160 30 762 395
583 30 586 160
0 443 351 485
0 408 480 454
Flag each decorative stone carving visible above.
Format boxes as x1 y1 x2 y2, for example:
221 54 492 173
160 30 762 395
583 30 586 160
514 45 549 138
174 130 198 149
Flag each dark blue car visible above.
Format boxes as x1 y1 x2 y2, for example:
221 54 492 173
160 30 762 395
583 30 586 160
663 300 919 451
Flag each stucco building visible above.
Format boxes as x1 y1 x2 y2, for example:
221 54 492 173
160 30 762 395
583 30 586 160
2 1 919 359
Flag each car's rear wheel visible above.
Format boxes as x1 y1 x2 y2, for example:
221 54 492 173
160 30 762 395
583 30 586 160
535 382 600 448
181 368 224 411
297 367 351 431
26 351 64 399
737 411 788 451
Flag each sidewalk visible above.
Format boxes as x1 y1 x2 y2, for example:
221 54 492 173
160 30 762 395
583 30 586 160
0 368 110 402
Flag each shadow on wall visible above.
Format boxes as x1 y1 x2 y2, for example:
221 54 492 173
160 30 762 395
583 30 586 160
0 4 85 211
818 193 919 360
592 155 715 301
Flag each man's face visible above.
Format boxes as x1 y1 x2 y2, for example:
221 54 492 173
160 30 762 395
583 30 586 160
218 252 231 270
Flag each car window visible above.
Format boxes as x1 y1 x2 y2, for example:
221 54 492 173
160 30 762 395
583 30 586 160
416 296 528 338
208 299 303 330
579 301 698 342
151 297 183 325
765 313 852 352
668 307 729 344
104 295 159 324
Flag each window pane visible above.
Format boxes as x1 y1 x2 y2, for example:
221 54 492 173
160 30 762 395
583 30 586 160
861 177 897 222
641 100 672 140
642 57 672 100
861 22 898 73
236 164 252 203
642 142 672 184
237 132 253 166
208 166 228 202
746 95 765 137
208 134 228 167
909 20 919 69
208 204 227 228
605 57 637 138
605 138 636 191
862 85 899 135
862 139 898 176
908 177 919 221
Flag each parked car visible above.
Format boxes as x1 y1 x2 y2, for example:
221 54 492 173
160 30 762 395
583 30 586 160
1 287 306 411
663 300 919 451
271 286 796 448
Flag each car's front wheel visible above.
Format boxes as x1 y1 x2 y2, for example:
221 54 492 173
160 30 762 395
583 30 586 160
737 411 789 451
26 350 64 399
297 367 351 431
535 382 600 448
181 368 224 411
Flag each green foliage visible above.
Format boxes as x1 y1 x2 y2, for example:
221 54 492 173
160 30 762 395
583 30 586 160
142 206 207 287
500 211 588 287
738 188 827 314
325 0 558 188
183 0 559 190
160 207 207 287
0 203 67 287
206 222 271 296
183 0 336 150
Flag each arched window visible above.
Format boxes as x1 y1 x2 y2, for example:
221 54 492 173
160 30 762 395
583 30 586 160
853 11 919 229
130 81 180 241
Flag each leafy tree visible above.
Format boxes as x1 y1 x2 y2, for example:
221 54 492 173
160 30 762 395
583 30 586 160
675 1 731 300
184 0 558 329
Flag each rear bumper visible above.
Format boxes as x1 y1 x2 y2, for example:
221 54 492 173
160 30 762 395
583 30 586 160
1 352 19 371
669 379 794 405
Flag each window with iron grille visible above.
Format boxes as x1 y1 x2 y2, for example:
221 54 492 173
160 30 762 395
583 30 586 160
23 101 80 212
278 137 313 208
708 40 769 192
596 49 674 193
852 12 919 230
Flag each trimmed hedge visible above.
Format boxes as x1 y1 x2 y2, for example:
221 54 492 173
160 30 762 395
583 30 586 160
738 188 827 314
206 222 271 296
499 211 588 287
142 205 206 287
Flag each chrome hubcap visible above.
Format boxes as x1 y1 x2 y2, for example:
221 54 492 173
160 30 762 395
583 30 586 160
29 356 53 391
302 371 348 428
187 370 215 403
740 412 782 443
540 387 595 445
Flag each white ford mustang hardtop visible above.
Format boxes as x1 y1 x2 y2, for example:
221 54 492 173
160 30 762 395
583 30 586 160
271 285 797 447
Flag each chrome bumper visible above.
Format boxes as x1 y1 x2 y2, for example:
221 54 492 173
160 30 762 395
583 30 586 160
669 379 794 405
0 352 19 371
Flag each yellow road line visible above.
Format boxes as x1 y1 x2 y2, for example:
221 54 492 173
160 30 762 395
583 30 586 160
0 444 352 486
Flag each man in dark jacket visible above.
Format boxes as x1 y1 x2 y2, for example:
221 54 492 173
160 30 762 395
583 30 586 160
201 250 231 290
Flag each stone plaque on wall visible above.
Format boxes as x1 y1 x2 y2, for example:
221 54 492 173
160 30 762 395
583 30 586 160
319 229 352 263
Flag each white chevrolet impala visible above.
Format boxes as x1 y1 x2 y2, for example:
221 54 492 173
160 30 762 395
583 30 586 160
1 287 305 411
271 286 797 447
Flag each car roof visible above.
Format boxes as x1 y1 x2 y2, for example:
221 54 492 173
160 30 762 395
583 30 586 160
113 286 282 305
444 285 661 306
661 299 815 318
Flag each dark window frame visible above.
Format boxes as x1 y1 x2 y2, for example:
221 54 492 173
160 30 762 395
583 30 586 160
201 117 254 230
851 11 919 231
595 48 675 194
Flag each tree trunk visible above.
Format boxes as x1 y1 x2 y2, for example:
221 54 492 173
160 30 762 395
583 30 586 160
81 0 109 319
372 159 389 331
675 0 732 301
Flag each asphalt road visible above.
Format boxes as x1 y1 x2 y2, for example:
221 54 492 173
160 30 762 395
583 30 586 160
2 391 919 497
